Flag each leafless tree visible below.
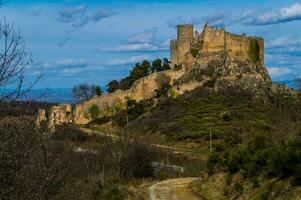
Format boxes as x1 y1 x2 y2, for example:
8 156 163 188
294 78 301 93
0 18 42 102
72 83 99 103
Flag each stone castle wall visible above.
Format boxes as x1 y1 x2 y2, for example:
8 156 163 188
74 69 185 124
171 23 264 69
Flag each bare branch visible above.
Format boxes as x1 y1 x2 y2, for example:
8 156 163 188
0 18 42 102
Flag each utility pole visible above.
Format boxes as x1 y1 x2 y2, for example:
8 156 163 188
210 129 212 154
126 112 129 142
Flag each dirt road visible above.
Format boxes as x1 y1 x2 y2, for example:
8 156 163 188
148 178 203 200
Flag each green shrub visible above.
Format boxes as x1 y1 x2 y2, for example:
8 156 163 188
190 48 199 58
155 84 172 98
126 98 144 121
248 39 260 63
268 147 300 179
234 183 243 195
221 111 231 121
53 124 87 142
89 104 100 120
204 79 215 88
103 186 124 200
169 87 179 99
251 177 259 188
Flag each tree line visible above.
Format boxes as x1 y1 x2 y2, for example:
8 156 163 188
72 58 171 103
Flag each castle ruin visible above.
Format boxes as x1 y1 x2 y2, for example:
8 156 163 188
38 23 289 129
170 23 264 70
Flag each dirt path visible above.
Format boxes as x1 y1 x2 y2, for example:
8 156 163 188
80 127 193 154
148 178 203 200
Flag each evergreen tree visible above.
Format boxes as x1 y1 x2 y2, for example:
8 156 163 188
107 80 120 93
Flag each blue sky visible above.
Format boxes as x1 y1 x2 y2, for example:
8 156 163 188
1 0 301 88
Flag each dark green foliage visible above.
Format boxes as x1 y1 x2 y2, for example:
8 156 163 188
107 59 170 92
155 83 172 98
52 124 88 142
209 132 301 184
126 98 144 121
251 177 259 188
129 87 271 141
268 147 301 179
190 48 199 58
234 183 244 195
94 85 103 96
89 104 100 120
248 39 260 63
162 58 171 71
107 80 120 93
204 79 215 88
120 142 154 178
103 186 124 200
174 64 182 70
151 59 163 73
221 111 231 122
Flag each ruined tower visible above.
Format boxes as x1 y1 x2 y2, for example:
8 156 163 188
170 24 194 68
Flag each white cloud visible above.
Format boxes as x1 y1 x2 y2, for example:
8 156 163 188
268 67 292 77
57 5 113 27
244 3 301 25
109 55 151 66
57 58 86 66
269 35 293 47
167 13 232 28
129 31 155 44
103 43 168 53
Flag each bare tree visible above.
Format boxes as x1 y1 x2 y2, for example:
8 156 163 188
72 83 101 103
0 19 42 102
294 78 301 93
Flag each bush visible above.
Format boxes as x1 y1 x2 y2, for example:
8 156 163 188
103 186 125 200
89 104 100 120
268 147 300 179
119 142 155 179
169 87 179 99
155 84 172 98
234 183 244 195
221 111 231 122
52 124 87 142
190 48 199 58
126 98 144 121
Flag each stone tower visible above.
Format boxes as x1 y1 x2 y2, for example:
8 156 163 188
170 24 194 68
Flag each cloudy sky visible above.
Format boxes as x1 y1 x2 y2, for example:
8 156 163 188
1 0 301 88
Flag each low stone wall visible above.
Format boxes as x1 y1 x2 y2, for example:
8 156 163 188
74 69 185 124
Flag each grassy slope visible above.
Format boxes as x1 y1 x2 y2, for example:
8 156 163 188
129 88 277 144
89 86 301 199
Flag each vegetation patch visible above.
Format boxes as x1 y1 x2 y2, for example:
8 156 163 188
248 39 260 63
89 104 101 120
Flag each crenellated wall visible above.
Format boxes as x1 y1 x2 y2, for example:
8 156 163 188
171 23 264 69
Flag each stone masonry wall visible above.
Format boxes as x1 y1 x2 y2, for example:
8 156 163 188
74 69 185 124
171 23 264 69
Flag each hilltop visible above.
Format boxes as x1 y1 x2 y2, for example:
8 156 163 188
33 23 301 199
38 23 295 128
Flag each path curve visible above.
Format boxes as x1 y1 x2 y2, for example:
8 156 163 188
148 178 203 200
